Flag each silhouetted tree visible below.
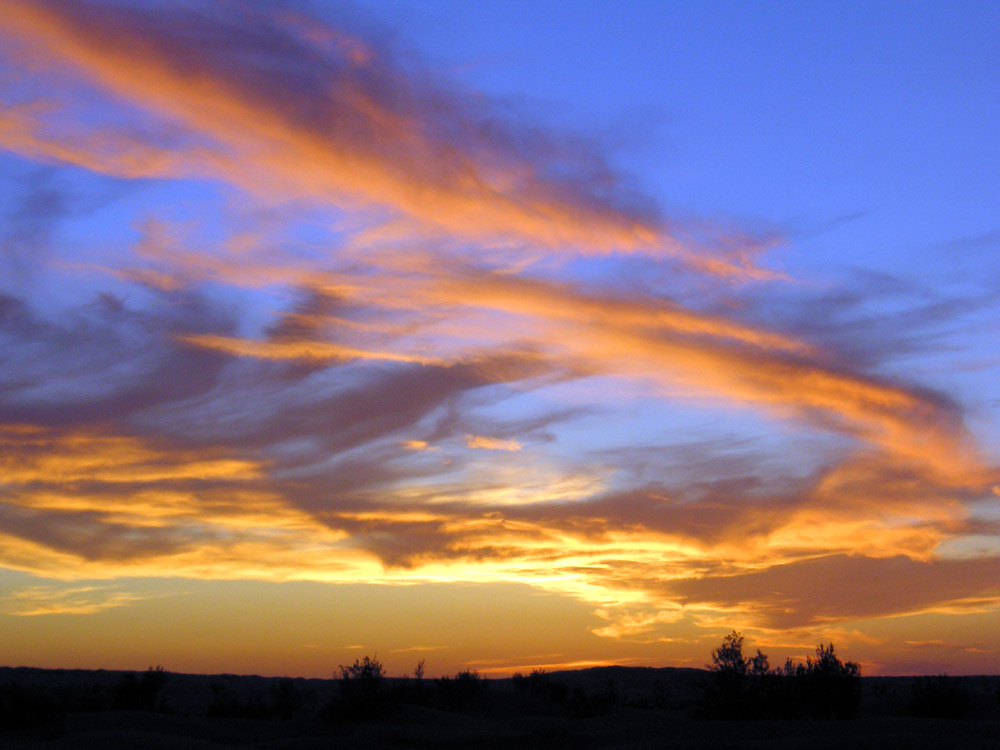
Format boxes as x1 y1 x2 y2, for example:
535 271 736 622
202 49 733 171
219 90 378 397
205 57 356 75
799 643 861 719
749 649 769 676
704 631 754 718
710 631 749 676
702 633 860 720
403 658 426 705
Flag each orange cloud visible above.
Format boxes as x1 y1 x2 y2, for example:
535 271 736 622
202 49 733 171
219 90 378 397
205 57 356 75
178 333 444 366
0 102 226 180
465 435 522 452
169 260 983 480
402 440 432 452
118 228 977 480
0 437 993 640
0 425 261 484
0 0 776 277
4 248 991 645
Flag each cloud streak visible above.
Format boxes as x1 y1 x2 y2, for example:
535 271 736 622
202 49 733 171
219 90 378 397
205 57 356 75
5 584 154 616
0 0 783 278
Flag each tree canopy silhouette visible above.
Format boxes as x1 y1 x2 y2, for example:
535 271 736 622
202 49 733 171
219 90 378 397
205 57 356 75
710 631 748 677
703 631 861 720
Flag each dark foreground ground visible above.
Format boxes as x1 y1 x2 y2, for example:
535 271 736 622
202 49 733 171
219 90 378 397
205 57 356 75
2 666 998 749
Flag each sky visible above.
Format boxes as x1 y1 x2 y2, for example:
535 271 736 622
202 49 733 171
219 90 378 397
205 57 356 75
0 0 999 678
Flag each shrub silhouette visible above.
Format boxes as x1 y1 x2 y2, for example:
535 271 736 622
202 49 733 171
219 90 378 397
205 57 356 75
337 655 386 719
435 669 486 711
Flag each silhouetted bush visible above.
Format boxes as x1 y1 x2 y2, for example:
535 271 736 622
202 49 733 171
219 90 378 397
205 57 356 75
435 669 486 711
114 666 168 711
511 671 528 692
910 675 969 719
337 655 386 719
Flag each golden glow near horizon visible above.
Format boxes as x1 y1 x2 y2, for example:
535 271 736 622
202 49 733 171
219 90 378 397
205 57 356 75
0 0 999 677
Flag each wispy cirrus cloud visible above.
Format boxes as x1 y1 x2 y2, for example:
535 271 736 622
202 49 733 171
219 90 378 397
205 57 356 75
0 0 780 279
5 584 154 616
168 260 987 481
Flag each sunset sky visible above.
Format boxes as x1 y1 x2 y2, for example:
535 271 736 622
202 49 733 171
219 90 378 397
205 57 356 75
1 0 999 678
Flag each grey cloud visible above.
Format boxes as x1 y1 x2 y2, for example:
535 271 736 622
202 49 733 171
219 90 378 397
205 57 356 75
0 291 233 428
0 503 197 562
666 553 1000 629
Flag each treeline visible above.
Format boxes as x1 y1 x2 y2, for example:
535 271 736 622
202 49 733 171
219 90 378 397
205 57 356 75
333 655 616 719
2 637 986 730
702 631 862 719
